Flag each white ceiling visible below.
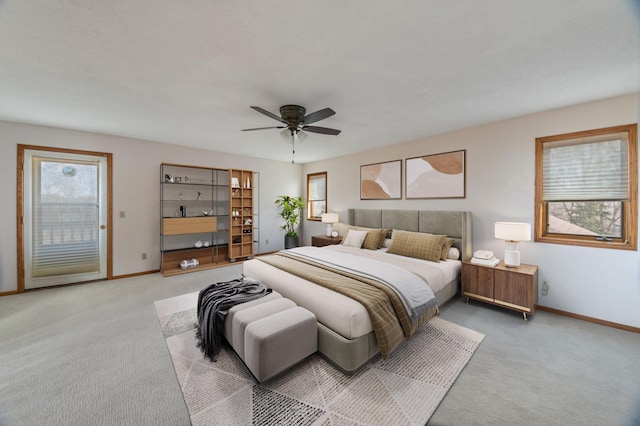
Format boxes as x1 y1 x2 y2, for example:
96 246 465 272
0 1 638 164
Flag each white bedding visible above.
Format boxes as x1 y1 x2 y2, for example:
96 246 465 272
324 245 461 293
282 246 436 322
242 246 461 341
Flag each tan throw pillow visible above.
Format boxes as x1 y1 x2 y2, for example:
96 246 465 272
341 229 368 248
387 230 446 262
440 238 455 261
362 229 388 250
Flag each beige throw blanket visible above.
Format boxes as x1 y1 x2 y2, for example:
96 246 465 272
258 250 439 358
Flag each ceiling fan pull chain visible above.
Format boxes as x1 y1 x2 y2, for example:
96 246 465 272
291 133 296 163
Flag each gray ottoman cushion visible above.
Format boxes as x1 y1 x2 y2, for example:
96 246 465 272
229 297 296 359
244 306 317 382
223 291 282 343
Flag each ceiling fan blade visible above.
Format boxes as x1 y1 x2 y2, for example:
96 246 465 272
241 126 286 131
302 125 341 136
250 106 287 124
303 108 335 125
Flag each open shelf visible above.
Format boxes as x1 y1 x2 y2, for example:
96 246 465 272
160 164 255 276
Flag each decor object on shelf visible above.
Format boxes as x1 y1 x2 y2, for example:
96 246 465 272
321 212 339 237
406 149 466 199
470 256 499 267
470 249 499 266
360 160 402 199
179 259 199 269
195 240 203 248
275 195 305 249
495 222 531 267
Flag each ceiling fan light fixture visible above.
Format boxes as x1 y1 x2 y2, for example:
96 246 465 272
280 129 292 142
280 129 307 143
244 104 340 163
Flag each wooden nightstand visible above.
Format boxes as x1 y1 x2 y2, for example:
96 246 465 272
462 260 538 320
311 235 343 247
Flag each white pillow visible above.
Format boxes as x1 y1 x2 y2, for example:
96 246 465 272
382 238 392 248
447 247 460 260
341 229 368 248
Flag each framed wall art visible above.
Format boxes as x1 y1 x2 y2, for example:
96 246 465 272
406 149 466 199
360 159 402 200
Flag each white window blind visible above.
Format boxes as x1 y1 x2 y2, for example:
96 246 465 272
542 132 629 202
308 174 326 202
32 158 101 277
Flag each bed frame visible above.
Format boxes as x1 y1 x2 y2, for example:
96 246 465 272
245 209 472 373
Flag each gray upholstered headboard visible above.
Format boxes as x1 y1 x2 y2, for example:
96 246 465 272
347 209 472 261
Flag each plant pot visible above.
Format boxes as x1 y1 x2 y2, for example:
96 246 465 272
284 235 300 249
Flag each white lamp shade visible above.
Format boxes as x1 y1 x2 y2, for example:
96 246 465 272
321 213 339 224
494 222 531 242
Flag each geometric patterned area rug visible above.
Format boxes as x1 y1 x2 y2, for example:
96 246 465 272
154 292 484 426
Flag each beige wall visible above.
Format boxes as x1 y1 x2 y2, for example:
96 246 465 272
3 94 638 327
302 93 640 328
0 121 301 293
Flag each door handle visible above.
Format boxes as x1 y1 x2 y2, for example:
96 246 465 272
100 225 106 230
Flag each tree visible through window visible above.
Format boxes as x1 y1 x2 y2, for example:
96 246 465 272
535 124 637 250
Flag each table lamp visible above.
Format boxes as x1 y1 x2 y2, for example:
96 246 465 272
494 222 531 267
321 213 339 237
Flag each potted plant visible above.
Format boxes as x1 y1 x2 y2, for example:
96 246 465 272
275 195 305 249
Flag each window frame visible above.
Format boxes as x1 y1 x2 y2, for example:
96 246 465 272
306 171 327 221
534 123 637 251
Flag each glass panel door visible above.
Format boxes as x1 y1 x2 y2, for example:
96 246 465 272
24 150 108 289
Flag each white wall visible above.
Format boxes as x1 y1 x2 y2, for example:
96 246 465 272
302 93 640 328
0 121 301 293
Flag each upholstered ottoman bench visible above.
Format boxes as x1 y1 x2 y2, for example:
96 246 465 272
223 295 317 382
244 306 317 382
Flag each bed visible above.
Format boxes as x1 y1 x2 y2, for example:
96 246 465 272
242 208 472 373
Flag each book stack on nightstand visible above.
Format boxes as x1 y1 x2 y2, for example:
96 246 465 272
470 250 499 267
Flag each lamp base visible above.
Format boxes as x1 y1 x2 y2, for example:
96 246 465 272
325 224 333 237
503 250 520 267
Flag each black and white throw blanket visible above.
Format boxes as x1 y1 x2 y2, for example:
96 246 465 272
195 277 271 360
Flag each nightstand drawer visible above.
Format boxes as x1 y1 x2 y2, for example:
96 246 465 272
311 235 342 247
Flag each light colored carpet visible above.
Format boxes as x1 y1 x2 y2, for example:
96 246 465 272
154 291 484 425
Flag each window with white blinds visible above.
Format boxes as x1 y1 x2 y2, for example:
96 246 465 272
535 124 637 250
307 172 327 220
542 132 629 201
32 158 101 277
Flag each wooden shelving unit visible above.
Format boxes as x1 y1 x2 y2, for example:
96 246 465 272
229 169 254 261
160 164 256 275
160 164 230 276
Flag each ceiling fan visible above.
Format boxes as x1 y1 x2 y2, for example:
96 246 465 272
242 105 341 162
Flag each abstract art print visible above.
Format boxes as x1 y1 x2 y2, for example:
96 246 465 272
406 150 465 198
360 160 402 199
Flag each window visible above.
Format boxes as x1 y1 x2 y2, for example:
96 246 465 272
307 172 327 221
534 124 637 250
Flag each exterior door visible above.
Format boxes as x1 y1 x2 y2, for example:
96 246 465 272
21 148 110 289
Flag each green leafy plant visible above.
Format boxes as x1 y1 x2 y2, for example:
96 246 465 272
274 195 305 237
